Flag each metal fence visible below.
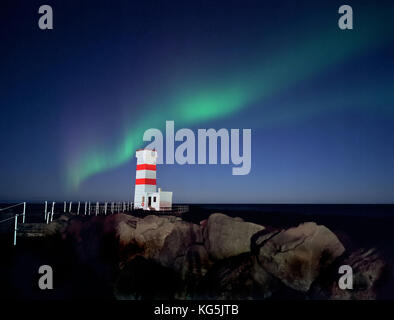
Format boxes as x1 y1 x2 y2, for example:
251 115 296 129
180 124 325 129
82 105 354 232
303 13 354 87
0 202 26 245
153 205 190 216
0 201 132 246
0 201 190 246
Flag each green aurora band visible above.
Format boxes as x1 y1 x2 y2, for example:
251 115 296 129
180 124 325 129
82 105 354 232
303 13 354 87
67 5 394 189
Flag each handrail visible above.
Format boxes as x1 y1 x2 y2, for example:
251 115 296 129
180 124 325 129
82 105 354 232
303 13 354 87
0 202 25 212
0 214 21 224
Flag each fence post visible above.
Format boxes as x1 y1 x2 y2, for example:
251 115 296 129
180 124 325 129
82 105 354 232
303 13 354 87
77 201 80 215
13 214 18 246
95 202 98 216
21 202 26 224
44 201 48 221
84 202 87 215
50 203 54 222
88 202 91 215
50 202 55 222
69 201 72 213
105 202 107 215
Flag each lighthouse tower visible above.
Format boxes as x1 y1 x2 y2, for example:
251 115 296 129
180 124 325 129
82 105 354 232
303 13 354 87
133 149 173 210
134 149 157 209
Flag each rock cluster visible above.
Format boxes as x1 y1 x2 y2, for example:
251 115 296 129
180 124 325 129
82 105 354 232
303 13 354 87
49 212 386 300
255 222 345 292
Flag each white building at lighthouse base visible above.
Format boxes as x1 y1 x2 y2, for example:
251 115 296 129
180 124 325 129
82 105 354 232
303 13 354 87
136 188 173 211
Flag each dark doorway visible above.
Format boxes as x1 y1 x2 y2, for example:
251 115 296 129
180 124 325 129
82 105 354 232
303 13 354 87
148 197 152 207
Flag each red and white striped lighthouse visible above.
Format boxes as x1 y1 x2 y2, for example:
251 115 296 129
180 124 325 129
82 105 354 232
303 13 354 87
134 149 157 209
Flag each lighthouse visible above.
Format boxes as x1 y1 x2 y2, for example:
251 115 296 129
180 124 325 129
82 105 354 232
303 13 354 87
134 149 172 210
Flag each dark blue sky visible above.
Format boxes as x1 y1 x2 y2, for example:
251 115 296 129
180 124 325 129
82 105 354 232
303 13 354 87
1 0 393 203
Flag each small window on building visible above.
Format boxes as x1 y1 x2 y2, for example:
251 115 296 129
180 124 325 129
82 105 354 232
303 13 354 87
153 197 156 202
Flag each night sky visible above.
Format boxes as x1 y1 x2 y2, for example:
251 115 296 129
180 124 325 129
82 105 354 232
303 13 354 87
1 0 393 203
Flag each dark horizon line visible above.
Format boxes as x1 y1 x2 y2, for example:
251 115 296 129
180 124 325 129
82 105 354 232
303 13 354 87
0 200 393 206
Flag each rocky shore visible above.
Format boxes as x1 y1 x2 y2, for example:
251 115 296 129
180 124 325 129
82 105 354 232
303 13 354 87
27 212 387 300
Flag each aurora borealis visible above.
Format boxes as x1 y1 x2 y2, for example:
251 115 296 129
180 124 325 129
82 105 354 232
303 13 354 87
1 0 394 202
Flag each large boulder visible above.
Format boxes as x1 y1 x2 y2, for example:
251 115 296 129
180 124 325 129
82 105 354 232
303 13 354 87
159 220 204 271
200 253 280 300
158 221 212 299
200 253 256 299
47 214 72 237
330 248 386 300
114 214 140 247
133 215 177 260
203 213 265 260
182 244 212 279
111 214 142 262
114 256 181 300
175 244 213 299
256 222 345 292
